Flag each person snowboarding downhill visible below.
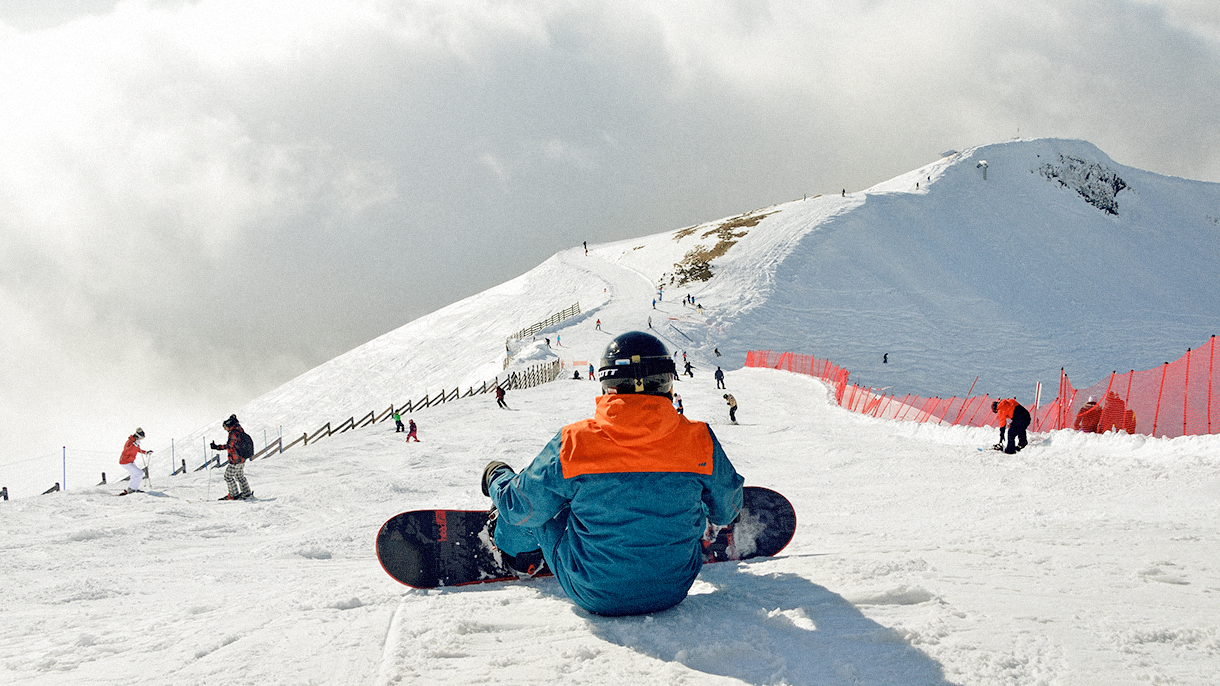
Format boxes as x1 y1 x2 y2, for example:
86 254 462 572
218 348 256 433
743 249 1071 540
118 428 151 495
495 385 508 409
406 419 419 442
723 393 738 424
210 414 254 500
480 331 743 616
991 398 1030 454
714 366 726 389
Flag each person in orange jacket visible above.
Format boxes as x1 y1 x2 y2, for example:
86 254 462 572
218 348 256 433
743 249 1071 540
118 428 151 495
991 398 1030 454
1073 397 1101 432
481 331 743 616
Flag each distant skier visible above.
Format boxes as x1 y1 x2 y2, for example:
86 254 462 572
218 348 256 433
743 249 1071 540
595 319 601 331
495 385 508 409
652 299 656 309
683 360 695 378
673 393 684 415
118 428 151 495
713 348 721 357
407 419 419 442
583 241 587 255
883 353 888 364
588 363 595 380
723 394 738 424
714 366 725 389
991 399 1029 454
210 414 254 500
480 331 743 616
393 410 405 433
573 370 582 380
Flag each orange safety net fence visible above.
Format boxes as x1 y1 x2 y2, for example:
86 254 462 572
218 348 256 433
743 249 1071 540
745 335 1219 438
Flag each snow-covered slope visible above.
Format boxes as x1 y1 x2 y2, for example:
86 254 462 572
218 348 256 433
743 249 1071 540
5 137 1220 684
3 366 1218 685
218 137 1220 447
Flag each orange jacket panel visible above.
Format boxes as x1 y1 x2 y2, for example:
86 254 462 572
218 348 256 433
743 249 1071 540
560 394 714 477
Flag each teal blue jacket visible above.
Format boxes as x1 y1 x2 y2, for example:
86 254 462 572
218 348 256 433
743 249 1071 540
488 394 743 615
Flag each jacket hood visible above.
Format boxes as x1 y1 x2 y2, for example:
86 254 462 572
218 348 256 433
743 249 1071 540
592 394 681 447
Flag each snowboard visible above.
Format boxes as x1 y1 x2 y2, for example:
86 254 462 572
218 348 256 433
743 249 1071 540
376 485 796 589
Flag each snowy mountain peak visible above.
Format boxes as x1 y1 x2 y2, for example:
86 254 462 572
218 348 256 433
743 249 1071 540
204 137 1219 445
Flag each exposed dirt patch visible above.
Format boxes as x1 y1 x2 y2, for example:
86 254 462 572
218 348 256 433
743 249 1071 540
671 210 775 285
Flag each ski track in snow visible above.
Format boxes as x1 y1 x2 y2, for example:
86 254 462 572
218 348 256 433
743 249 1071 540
4 138 1220 685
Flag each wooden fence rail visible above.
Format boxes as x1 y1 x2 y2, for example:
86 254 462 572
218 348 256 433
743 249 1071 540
505 303 581 346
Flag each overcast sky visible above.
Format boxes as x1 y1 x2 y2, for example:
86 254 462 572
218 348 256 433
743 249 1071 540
3 0 1219 466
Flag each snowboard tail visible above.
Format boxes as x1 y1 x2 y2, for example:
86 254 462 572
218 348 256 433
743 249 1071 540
376 509 541 588
376 486 795 589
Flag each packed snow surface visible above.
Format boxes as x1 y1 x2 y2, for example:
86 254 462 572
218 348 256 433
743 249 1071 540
4 138 1219 684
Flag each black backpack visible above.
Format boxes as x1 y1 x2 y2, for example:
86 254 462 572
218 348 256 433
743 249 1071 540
237 431 255 461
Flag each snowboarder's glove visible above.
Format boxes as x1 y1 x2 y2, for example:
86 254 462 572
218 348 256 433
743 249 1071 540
146 450 154 455
992 443 1004 451
481 461 514 497
210 442 222 451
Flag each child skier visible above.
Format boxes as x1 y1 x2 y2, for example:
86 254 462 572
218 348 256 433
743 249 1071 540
118 428 151 495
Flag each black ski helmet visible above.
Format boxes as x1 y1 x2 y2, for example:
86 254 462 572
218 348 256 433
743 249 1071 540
598 331 676 396
223 414 239 429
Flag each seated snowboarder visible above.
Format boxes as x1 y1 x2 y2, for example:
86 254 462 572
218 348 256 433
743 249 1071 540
1073 397 1101 432
481 331 744 616
991 398 1030 454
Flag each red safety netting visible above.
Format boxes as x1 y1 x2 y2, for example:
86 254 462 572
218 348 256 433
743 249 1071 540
1035 335 1220 438
745 335 1220 437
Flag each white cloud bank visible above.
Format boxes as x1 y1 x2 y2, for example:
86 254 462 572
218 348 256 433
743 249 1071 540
1 0 1217 461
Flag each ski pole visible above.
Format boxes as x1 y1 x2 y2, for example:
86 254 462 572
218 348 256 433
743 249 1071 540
142 452 153 489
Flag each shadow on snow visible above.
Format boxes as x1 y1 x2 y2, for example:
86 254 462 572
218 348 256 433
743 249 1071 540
583 565 958 686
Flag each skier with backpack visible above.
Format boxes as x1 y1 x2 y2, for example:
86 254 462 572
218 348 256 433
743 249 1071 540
210 414 254 500
480 331 743 616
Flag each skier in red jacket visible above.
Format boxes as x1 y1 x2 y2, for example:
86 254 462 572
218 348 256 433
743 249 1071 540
991 398 1030 454
118 428 150 495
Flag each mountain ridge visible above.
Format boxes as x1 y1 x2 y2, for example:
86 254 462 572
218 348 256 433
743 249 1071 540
206 137 1220 444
